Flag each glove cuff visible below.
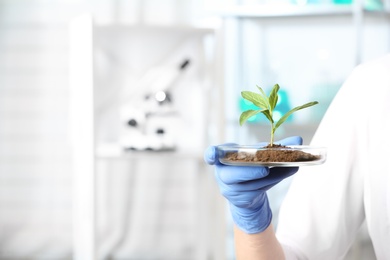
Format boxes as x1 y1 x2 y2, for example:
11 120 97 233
230 193 272 234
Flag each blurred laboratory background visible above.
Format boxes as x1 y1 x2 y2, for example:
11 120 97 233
1 0 389 259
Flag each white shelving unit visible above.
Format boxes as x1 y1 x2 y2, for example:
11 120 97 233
218 3 389 66
214 2 390 259
69 13 226 260
218 2 390 143
212 4 390 18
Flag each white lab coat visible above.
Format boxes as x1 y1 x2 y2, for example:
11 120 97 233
276 54 390 260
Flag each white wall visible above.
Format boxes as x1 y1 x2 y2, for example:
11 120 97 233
0 2 75 258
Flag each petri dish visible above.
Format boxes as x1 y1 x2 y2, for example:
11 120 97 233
217 145 326 167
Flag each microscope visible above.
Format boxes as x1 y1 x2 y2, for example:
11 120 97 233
119 59 191 151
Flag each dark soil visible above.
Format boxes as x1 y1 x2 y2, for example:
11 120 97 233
224 144 320 163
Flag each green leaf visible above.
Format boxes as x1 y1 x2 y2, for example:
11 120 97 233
239 83 319 147
256 85 267 98
274 101 319 130
256 85 271 109
269 84 279 110
261 110 274 123
239 109 263 126
241 91 268 110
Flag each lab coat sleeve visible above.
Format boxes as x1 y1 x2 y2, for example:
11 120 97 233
275 60 376 259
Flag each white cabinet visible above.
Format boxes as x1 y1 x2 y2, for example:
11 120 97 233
69 13 225 260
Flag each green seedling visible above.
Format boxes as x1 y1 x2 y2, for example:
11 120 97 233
239 84 318 147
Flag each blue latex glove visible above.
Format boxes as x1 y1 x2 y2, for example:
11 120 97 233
204 136 303 234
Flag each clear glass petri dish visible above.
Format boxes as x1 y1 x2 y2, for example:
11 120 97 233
217 145 327 167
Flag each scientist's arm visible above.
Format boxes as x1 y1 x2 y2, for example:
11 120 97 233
204 136 302 260
234 224 284 260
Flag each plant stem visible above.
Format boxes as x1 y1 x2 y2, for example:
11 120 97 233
269 108 274 146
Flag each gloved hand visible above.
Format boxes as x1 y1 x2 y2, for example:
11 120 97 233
204 136 302 234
